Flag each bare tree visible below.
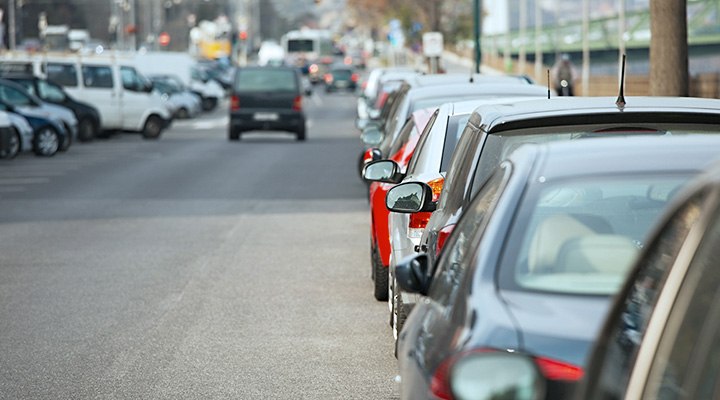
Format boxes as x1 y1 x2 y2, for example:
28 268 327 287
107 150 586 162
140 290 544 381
649 0 688 96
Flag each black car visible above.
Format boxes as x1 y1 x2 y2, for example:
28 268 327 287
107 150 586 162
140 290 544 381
229 66 307 141
324 65 358 93
394 135 720 400
1 74 101 142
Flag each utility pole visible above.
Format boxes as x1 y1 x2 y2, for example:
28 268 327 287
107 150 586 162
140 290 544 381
473 0 481 73
534 0 542 80
8 0 15 50
518 0 527 74
581 0 590 96
650 0 688 96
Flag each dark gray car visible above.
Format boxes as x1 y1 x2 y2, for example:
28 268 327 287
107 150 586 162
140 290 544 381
394 135 720 400
229 66 307 141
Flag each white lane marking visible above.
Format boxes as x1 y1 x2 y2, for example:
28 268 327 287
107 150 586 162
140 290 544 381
0 178 50 185
0 187 25 193
307 119 314 129
190 116 229 130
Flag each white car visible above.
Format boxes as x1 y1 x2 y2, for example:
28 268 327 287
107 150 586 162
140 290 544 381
150 78 201 119
0 105 34 158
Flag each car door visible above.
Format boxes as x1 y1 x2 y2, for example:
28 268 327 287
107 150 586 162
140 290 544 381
79 63 121 129
120 66 153 131
400 166 509 398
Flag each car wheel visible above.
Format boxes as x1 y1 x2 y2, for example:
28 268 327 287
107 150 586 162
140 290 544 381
78 118 96 142
201 97 217 111
373 248 388 301
296 126 306 141
229 128 240 141
33 126 60 157
59 124 72 152
0 129 21 159
177 108 190 119
142 115 163 140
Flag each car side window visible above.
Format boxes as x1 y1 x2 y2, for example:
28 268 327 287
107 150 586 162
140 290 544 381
586 190 706 400
428 165 508 309
46 63 78 87
38 81 67 102
121 67 144 92
642 204 720 399
406 109 440 174
388 118 415 159
437 123 483 210
82 66 114 89
0 85 33 106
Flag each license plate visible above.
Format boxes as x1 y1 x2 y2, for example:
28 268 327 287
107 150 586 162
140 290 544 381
336 81 348 88
254 112 279 121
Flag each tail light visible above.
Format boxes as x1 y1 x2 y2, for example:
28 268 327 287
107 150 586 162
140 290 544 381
292 95 302 111
309 64 319 74
324 74 333 84
230 95 240 111
408 212 432 239
436 224 456 256
430 348 582 400
351 73 359 83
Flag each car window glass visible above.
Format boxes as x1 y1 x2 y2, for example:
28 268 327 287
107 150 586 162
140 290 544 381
584 191 705 400
38 81 66 102
387 118 415 159
501 173 692 296
234 69 297 92
46 63 78 87
82 65 114 89
0 85 33 106
407 109 440 174
121 66 144 91
429 166 508 309
437 122 482 210
643 205 720 399
12 80 36 96
440 114 472 172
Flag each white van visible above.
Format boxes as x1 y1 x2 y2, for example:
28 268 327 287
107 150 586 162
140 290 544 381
0 52 171 139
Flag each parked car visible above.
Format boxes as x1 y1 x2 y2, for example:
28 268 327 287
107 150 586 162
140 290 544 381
394 135 720 400
418 96 720 272
229 66 307 141
572 161 720 400
324 65 359 93
0 102 34 159
1 53 172 139
0 100 67 157
1 73 101 142
363 80 548 302
149 77 201 119
0 110 14 159
0 79 76 151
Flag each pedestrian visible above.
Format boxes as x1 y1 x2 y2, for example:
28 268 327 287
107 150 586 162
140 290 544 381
552 54 578 96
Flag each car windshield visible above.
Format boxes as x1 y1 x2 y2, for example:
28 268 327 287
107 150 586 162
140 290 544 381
235 69 297 92
499 173 691 296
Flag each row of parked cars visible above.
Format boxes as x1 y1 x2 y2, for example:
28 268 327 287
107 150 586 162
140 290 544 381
356 66 720 399
0 51 226 159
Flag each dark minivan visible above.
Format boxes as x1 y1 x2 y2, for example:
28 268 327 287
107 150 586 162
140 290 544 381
229 66 307 141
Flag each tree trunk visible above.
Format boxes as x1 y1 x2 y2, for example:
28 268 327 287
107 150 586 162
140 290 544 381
650 0 688 96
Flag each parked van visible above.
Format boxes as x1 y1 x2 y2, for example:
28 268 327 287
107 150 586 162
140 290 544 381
0 52 171 139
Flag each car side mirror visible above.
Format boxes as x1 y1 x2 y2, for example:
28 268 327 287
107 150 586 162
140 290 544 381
362 159 404 184
395 253 432 296
361 125 383 146
386 182 437 213
450 353 545 400
144 81 154 93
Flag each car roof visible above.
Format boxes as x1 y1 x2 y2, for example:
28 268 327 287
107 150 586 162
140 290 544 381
408 73 530 87
406 82 547 101
469 97 720 133
511 135 720 181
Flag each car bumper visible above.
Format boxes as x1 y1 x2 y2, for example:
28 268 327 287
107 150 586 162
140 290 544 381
230 110 305 133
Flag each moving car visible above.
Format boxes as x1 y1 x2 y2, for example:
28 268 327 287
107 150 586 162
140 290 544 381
229 66 307 141
324 65 359 93
149 77 201 119
394 135 720 400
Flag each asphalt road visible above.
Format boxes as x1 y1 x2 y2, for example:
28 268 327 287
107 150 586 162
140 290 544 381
0 90 399 398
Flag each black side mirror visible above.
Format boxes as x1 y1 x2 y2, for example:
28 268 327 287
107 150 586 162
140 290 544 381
386 182 437 213
395 253 432 296
362 159 404 184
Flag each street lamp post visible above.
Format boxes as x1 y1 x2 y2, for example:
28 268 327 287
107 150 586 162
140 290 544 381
8 0 15 50
473 0 481 73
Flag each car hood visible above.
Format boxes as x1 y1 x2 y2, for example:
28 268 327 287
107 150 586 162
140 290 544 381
39 103 77 124
500 290 611 367
7 112 32 133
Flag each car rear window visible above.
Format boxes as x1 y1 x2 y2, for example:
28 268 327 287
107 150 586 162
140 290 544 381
332 69 352 79
235 69 298 93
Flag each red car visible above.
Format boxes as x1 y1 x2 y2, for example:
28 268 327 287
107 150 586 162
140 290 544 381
367 108 435 301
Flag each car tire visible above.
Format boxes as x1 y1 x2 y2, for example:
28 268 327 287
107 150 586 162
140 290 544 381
296 126 306 141
0 128 21 159
229 129 240 141
201 97 217 111
372 246 389 301
142 115 163 140
78 117 96 142
33 126 60 157
59 124 72 152
177 108 190 119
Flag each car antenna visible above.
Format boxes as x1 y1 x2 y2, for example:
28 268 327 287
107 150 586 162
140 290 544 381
616 54 627 108
547 69 551 99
